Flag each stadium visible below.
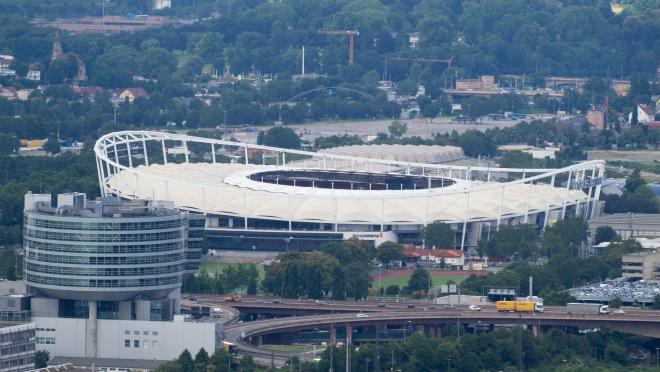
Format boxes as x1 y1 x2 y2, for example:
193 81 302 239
94 131 605 252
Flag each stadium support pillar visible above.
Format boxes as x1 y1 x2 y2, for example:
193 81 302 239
86 300 97 358
561 170 572 218
161 139 168 164
183 140 189 163
496 186 504 230
211 144 216 163
543 175 555 231
586 167 596 218
523 181 532 224
244 146 249 165
460 191 470 251
591 165 604 219
96 157 105 197
323 155 327 170
282 152 286 166
142 140 149 166
127 142 133 168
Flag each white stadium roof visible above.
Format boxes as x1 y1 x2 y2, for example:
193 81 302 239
318 144 465 164
96 131 605 226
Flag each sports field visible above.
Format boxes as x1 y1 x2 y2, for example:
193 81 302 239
371 270 474 291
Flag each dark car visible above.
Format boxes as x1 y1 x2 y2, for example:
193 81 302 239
407 304 417 309
273 299 283 304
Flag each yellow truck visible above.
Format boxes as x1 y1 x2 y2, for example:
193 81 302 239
496 301 543 313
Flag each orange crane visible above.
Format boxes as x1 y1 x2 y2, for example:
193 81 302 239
391 56 455 68
319 29 359 64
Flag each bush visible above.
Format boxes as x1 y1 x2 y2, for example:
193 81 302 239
385 284 400 295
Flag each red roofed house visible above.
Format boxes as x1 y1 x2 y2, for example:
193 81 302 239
118 87 148 103
403 245 465 268
0 86 18 101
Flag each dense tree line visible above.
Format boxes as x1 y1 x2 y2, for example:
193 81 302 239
464 217 641 305
312 328 660 372
156 348 262 372
603 169 660 214
0 150 99 245
182 263 260 295
262 238 375 300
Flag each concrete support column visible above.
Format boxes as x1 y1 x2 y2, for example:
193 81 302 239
346 325 352 345
330 327 337 345
86 300 97 358
256 335 263 346
532 325 542 337
436 326 442 338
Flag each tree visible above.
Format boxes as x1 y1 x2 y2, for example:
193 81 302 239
262 126 301 149
388 120 407 139
194 348 209 366
177 349 194 372
44 134 61 154
423 222 455 248
653 294 660 310
594 226 619 244
35 350 50 368
498 151 535 168
376 241 404 268
609 296 622 308
408 267 431 293
385 284 400 295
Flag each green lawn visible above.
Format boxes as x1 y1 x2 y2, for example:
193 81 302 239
371 272 467 290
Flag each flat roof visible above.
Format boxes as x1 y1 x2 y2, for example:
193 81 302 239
48 357 167 370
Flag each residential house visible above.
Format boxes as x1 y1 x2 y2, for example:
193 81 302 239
0 86 18 100
72 86 103 101
628 104 655 124
118 87 149 103
587 105 606 130
403 246 465 269
26 70 41 81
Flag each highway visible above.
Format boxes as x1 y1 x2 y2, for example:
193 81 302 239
183 295 660 367
222 308 660 366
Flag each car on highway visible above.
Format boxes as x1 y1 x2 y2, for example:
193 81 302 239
613 309 626 315
315 300 327 305
356 313 369 318
468 305 482 311
272 299 283 304
377 303 389 308
407 304 416 309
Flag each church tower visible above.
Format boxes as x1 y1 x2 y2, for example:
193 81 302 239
51 32 63 61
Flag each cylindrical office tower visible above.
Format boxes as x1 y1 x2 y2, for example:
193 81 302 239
23 194 187 301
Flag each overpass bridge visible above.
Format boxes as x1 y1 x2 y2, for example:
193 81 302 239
220 308 660 366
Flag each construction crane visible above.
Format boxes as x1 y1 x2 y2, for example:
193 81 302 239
319 29 359 65
391 56 455 68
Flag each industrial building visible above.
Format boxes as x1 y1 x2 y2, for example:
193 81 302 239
94 131 606 252
622 251 660 282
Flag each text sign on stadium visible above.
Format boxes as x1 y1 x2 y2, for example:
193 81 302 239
570 177 602 190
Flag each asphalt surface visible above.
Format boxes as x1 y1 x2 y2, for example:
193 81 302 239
182 294 660 367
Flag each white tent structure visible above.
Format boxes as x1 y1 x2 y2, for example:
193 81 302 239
95 131 605 251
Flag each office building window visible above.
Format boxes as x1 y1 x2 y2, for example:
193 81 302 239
134 340 139 348
124 340 130 348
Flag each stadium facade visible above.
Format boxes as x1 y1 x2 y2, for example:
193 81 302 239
95 131 606 252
